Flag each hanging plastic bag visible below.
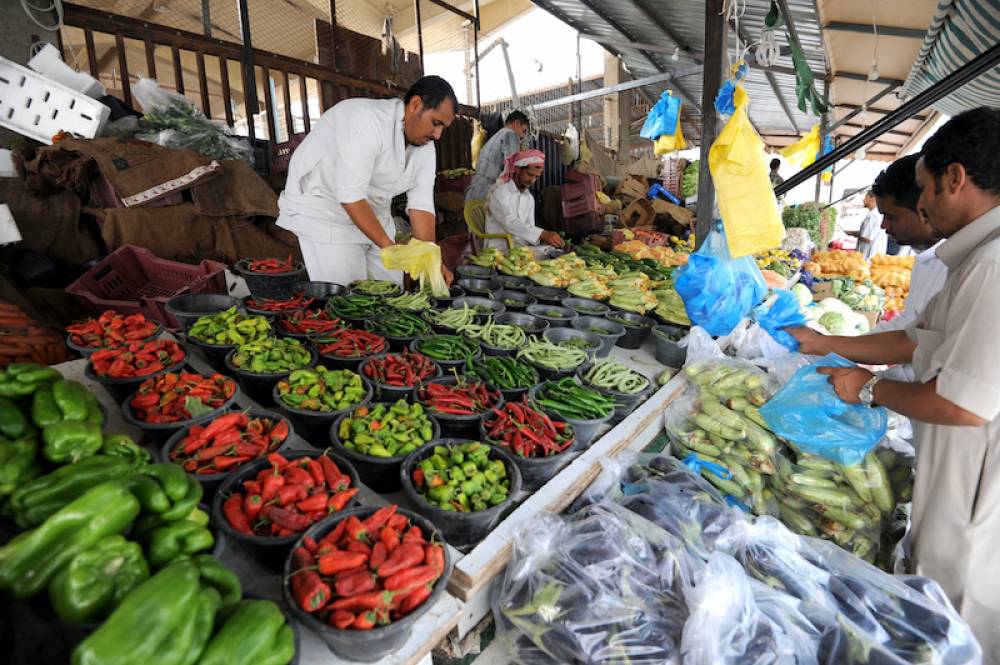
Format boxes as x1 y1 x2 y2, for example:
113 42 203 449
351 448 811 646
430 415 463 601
640 90 681 140
708 84 784 258
779 125 821 168
759 353 888 465
751 290 807 351
561 124 579 166
654 113 688 154
470 122 487 168
380 239 449 297
674 223 767 337
820 134 835 183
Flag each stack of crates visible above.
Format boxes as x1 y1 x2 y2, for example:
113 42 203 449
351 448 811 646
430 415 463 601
560 170 605 234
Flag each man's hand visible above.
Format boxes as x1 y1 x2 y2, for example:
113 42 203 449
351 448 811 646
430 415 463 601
540 230 566 248
441 264 454 285
788 327 829 356
817 366 874 404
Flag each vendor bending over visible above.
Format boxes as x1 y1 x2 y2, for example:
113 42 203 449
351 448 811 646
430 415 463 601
276 76 455 286
483 150 565 253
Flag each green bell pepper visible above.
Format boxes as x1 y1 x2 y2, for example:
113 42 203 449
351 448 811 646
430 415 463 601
0 363 61 398
0 437 40 498
31 380 102 431
0 396 29 439
48 534 150 624
42 421 104 464
0 480 140 598
135 464 204 521
52 379 89 422
100 434 151 466
8 454 139 529
192 554 241 609
142 520 215 569
31 385 63 428
199 599 295 665
84 391 105 427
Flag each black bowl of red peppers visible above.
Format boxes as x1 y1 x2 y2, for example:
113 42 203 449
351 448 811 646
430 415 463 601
313 328 390 373
235 256 307 301
412 375 503 438
360 351 442 403
283 505 452 662
85 338 187 403
479 398 580 492
276 309 345 340
212 449 360 570
243 293 315 318
161 409 293 494
66 310 163 358
121 371 240 446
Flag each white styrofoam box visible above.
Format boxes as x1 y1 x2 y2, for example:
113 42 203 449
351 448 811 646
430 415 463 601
28 44 106 99
0 56 110 144
0 149 15 177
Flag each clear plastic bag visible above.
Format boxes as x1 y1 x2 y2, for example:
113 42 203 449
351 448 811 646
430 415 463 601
759 354 888 466
751 290 807 352
493 503 692 664
727 320 791 362
130 77 254 164
674 223 767 337
678 326 726 364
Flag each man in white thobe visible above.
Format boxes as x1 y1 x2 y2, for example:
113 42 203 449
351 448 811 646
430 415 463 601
853 190 888 259
483 149 564 254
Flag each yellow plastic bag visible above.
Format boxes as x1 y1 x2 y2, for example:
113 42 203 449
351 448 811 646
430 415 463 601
780 124 821 168
654 114 687 154
708 84 784 258
380 239 450 297
470 123 487 168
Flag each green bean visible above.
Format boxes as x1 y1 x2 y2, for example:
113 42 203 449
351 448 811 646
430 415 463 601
426 304 477 330
469 355 539 389
517 336 588 371
557 338 599 351
350 279 400 296
386 291 433 312
458 318 526 349
366 311 429 338
583 359 650 394
327 295 381 319
534 377 617 420
416 335 480 361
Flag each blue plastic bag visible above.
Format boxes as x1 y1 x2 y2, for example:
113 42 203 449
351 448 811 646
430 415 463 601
640 91 681 140
752 290 807 351
674 223 767 337
759 354 888 465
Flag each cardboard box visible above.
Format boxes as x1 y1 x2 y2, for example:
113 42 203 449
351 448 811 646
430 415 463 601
616 175 649 201
650 198 694 227
810 282 835 301
620 199 655 228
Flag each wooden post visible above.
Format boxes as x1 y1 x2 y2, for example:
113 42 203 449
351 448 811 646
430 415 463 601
694 0 726 247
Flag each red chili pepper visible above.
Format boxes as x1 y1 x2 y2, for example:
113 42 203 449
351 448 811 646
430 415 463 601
330 610 356 629
380 526 400 554
261 473 285 503
327 488 359 513
343 515 369 544
247 255 295 274
399 584 433 615
247 292 315 312
262 505 312 533
305 459 326 486
277 484 308 506
319 456 349 491
335 569 377 597
296 492 328 513
214 455 253 471
284 466 315 488
68 310 158 350
383 565 438 592
370 541 388 571
318 551 368 576
223 494 252 534
290 547 330 612
329 590 401 613
352 611 376 630
362 505 397 533
321 520 348 549
402 526 426 546
386 514 409 532
377 543 424 578
424 543 445 575
347 541 371 556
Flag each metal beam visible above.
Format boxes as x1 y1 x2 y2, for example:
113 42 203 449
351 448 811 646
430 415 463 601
578 34 703 58
826 82 899 132
834 104 927 122
838 124 911 141
696 0 726 247
424 0 478 27
896 111 939 156
833 70 903 85
824 22 926 40
529 67 702 111
625 0 703 63
775 0 804 55
775 41 1000 195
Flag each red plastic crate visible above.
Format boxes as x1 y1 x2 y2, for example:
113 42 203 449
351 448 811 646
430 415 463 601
564 211 604 234
66 245 228 327
565 169 602 191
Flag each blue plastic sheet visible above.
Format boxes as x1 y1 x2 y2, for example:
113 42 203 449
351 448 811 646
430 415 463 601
674 223 767 337
759 354 888 465
752 290 807 351
640 91 681 140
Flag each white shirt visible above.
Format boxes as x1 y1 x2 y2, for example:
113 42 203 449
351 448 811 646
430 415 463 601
276 98 436 245
873 240 948 382
483 179 542 251
857 209 887 259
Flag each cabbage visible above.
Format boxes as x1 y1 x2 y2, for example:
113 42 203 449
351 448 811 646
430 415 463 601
819 311 847 334
817 298 852 316
791 283 812 307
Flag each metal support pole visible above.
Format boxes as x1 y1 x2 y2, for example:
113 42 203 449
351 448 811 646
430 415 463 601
473 0 481 110
413 0 424 72
695 0 726 247
575 32 582 134
236 0 257 143
201 0 211 36
776 41 1000 196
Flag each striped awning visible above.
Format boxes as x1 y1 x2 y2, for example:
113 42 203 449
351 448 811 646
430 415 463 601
901 0 1000 116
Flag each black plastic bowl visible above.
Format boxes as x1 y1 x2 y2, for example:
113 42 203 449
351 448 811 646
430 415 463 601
606 311 656 349
184 334 240 373
292 281 349 308
432 284 466 309
313 334 390 373
401 440 522 549
457 264 497 280
329 409 441 492
121 380 240 447
364 314 430 352
456 277 500 298
166 294 241 332
489 289 536 312
160 408 294 497
471 360 540 403
536 328 600 379
652 324 688 367
451 296 505 323
410 336 482 374
214 449 359 571
526 304 578 329
235 259 307 301
359 352 443 402
271 375 372 445
576 362 654 424
274 310 345 342
479 415 580 491
348 280 403 298
66 321 164 359
527 381 613 447
224 345 318 406
283 506 452 662
412 375 503 438
85 350 187 404
571 316 626 358
526 285 567 305
564 297 610 318
495 311 549 337
497 275 533 291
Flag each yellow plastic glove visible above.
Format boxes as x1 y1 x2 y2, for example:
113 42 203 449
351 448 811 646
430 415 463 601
381 239 450 297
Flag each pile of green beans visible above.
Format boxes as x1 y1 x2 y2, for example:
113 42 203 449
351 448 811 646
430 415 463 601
386 291 433 312
533 377 618 420
415 335 480 361
366 311 429 338
582 359 650 394
350 279 400 296
425 305 477 331
470 355 539 389
327 294 381 319
459 319 526 350
557 338 599 351
517 336 588 371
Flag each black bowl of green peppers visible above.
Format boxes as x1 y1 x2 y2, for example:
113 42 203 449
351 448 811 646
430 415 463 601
329 400 441 493
400 439 522 549
271 367 372 445
224 338 317 406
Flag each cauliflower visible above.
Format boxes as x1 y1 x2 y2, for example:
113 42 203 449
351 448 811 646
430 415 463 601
819 311 847 334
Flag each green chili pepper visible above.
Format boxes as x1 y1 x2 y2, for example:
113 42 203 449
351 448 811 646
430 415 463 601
48 535 149 624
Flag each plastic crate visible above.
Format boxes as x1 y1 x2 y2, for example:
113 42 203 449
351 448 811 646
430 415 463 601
66 245 228 327
564 211 604 235
562 194 603 218
0 56 110 144
565 169 602 191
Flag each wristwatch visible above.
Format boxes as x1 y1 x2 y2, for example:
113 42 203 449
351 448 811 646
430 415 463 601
859 375 882 407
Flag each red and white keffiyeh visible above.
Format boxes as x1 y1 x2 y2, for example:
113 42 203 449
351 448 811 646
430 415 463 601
499 149 545 183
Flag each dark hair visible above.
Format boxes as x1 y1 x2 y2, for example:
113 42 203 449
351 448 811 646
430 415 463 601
769 158 780 170
920 106 1000 195
872 155 921 211
865 189 875 198
404 76 458 113
506 110 529 127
